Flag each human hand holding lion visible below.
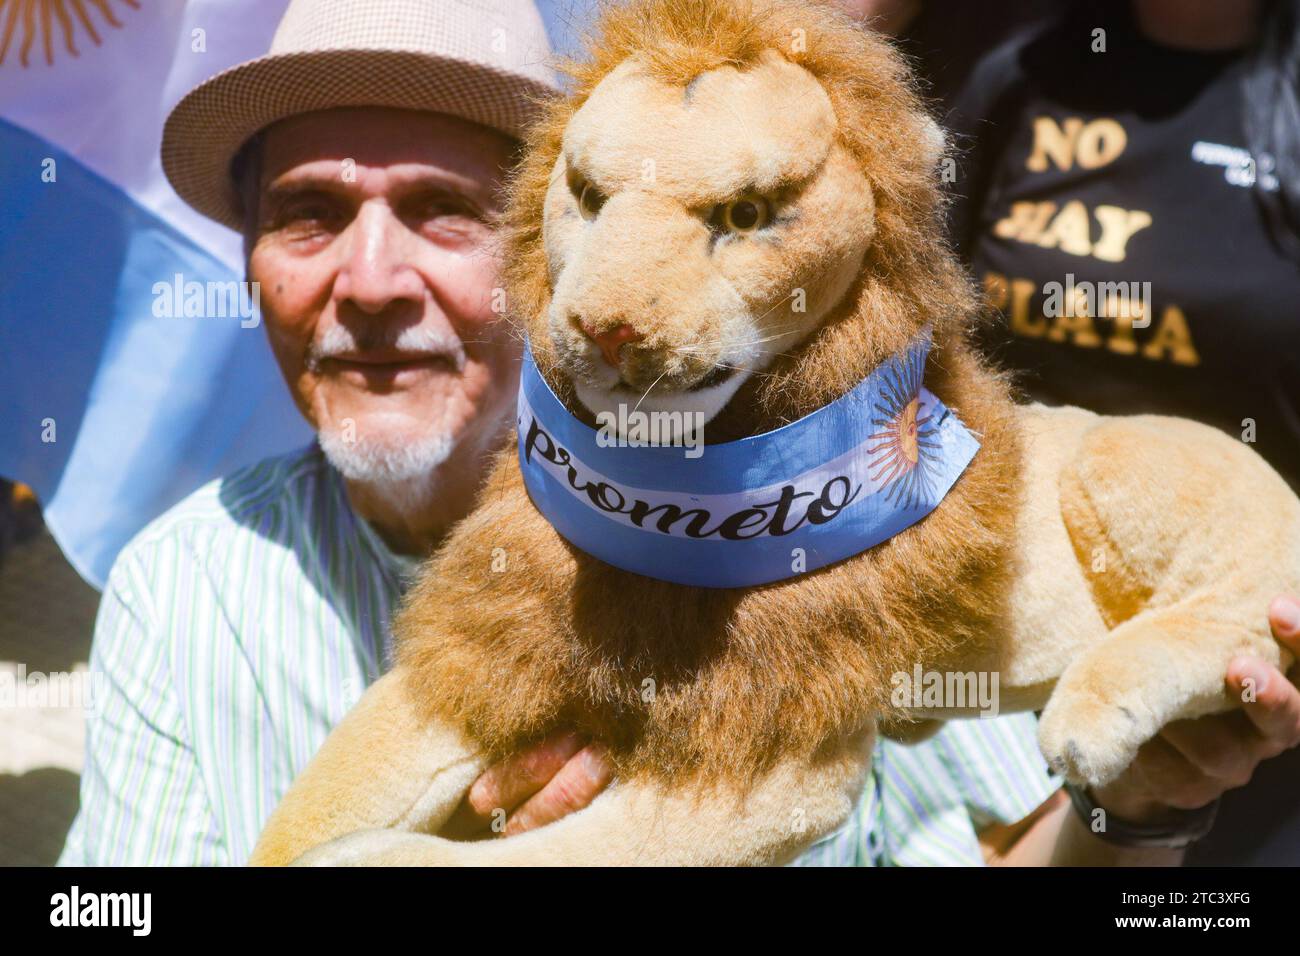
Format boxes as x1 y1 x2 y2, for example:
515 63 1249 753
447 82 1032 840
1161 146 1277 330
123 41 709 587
249 0 1299 867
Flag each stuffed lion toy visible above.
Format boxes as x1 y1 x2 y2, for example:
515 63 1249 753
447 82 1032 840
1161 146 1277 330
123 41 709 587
250 0 1299 866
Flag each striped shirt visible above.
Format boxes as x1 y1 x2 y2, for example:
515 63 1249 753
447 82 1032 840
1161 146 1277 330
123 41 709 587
59 444 1059 866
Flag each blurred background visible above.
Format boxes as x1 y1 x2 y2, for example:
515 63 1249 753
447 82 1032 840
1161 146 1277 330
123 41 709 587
0 481 93 864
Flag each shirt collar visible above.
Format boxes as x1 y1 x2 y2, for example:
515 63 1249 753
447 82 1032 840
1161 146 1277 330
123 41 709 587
324 454 424 588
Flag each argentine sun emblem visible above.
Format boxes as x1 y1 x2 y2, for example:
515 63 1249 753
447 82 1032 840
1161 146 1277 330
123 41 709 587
0 0 137 69
867 347 943 509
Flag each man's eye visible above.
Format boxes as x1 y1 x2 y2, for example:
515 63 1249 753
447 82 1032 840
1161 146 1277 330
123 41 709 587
407 195 482 224
273 196 341 230
405 199 493 248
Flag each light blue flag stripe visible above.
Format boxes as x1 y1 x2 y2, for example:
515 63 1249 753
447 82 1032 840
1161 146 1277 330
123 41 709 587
0 117 310 588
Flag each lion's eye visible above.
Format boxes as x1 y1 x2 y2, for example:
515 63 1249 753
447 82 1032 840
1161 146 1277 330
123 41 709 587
578 181 607 221
713 195 771 234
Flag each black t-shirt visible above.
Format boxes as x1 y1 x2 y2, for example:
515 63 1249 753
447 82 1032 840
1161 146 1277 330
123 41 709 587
895 0 1058 107
949 2 1300 488
946 2 1300 866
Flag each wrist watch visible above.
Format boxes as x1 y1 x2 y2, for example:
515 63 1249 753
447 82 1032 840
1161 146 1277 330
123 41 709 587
1063 780 1220 849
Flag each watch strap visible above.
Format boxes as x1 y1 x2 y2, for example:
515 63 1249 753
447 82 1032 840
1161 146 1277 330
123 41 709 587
1064 780 1220 849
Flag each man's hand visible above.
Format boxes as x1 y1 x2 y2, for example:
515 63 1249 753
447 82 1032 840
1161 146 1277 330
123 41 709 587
439 732 613 839
1093 595 1300 824
1003 596 1300 866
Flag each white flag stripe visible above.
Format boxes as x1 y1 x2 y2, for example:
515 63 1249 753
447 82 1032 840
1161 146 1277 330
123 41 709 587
0 0 290 268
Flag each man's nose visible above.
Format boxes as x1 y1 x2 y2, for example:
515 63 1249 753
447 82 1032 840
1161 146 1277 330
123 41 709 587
334 203 424 314
580 322 643 368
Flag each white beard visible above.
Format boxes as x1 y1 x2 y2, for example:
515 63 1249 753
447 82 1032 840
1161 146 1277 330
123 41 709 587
317 427 453 516
308 323 473 517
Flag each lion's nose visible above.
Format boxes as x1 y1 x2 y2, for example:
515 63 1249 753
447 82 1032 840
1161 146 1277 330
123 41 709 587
580 322 644 368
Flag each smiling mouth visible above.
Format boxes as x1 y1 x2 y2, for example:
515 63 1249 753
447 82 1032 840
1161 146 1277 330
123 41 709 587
323 354 458 375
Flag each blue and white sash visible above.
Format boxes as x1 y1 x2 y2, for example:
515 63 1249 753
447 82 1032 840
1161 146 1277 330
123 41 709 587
516 329 980 588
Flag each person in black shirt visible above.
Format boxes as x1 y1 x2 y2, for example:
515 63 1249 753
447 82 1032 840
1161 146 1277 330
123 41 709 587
942 0 1300 864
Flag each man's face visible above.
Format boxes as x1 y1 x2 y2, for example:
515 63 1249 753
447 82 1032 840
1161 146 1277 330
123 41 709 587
248 108 520 490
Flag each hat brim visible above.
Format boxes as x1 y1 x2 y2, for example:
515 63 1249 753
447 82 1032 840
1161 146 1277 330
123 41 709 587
162 47 558 230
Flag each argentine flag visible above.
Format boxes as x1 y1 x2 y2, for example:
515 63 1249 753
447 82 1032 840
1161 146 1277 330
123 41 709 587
1 0 306 588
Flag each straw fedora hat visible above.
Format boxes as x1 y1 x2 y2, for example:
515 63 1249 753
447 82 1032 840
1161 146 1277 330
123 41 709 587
162 0 560 230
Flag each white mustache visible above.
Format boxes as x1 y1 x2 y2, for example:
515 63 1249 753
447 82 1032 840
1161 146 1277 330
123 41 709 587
306 325 467 372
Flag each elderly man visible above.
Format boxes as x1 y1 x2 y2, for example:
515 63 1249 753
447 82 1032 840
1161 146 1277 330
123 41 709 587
60 0 1300 867
58 0 618 865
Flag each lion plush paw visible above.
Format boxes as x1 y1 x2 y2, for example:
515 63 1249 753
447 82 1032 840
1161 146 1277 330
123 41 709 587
1036 610 1279 786
1037 689 1154 787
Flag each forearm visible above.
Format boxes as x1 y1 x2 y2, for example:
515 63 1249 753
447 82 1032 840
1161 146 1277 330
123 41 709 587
1005 596 1300 865
987 796 1185 866
1048 806 1185 866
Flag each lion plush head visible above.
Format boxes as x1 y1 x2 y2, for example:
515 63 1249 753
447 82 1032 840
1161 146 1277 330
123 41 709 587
503 0 970 437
